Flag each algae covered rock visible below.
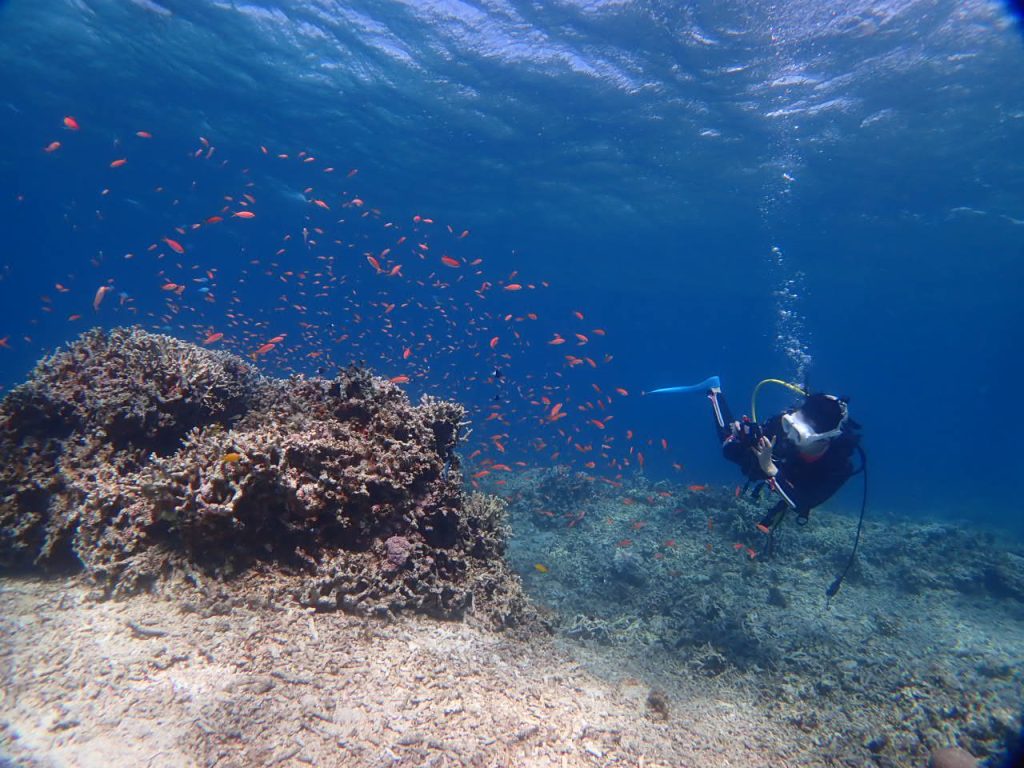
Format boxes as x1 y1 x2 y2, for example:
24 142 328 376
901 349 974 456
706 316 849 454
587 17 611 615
0 327 529 628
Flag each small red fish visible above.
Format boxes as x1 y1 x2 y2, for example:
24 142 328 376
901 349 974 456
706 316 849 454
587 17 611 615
63 116 80 131
232 211 256 219
109 158 127 168
162 237 185 254
203 332 224 345
136 130 153 138
43 141 61 153
489 336 499 349
389 375 410 384
504 283 523 291
688 484 708 492
441 255 460 268
616 539 633 548
253 342 275 356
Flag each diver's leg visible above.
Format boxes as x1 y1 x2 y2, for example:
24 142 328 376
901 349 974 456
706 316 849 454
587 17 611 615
757 499 788 534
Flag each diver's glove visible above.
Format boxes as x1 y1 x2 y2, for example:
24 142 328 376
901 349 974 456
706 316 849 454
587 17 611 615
753 435 778 478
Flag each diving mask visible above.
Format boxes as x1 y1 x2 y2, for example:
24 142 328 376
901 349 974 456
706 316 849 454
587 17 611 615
782 398 848 450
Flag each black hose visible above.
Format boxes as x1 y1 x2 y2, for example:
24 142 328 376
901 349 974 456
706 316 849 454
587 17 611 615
825 445 868 606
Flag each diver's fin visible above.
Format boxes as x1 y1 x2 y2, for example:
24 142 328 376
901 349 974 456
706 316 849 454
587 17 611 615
646 375 721 395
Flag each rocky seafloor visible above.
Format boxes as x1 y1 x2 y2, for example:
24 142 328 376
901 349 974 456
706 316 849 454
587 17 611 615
1 328 1022 768
493 466 1024 768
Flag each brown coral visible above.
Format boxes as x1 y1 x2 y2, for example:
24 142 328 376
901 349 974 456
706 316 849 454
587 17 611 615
0 327 529 628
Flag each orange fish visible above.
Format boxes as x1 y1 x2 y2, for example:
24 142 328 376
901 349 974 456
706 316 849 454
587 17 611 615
470 470 490 479
440 255 460 268
366 255 382 272
203 332 224 345
162 237 185 254
63 116 80 130
232 211 256 219
504 283 522 291
389 375 410 384
489 336 499 349
688 484 708 492
313 199 329 209
205 215 223 224
266 335 286 344
403 347 412 359
615 388 629 396
161 283 179 292
92 285 110 311
136 131 152 138
616 539 633 548
43 141 61 153
254 343 275 356
109 158 127 168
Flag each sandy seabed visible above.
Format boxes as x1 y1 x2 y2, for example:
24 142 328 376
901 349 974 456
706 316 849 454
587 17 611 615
0 576 810 768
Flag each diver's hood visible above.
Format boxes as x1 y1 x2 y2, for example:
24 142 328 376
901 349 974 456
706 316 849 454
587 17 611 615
782 397 849 450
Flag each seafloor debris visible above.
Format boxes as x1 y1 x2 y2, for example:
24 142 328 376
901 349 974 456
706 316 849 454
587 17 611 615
496 467 1024 765
0 327 530 628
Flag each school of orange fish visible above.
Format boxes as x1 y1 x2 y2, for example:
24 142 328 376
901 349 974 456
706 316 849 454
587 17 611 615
9 116 701 494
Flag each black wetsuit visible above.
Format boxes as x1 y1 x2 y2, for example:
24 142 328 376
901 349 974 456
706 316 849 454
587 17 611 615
714 394 861 528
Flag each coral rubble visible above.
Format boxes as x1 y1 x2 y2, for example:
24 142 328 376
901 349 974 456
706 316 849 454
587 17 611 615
0 327 528 628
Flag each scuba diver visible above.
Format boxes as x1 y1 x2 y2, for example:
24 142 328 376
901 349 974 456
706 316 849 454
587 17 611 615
648 376 867 601
707 380 862 534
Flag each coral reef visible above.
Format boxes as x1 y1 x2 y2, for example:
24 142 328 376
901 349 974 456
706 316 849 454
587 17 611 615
0 327 529 628
499 469 1024 767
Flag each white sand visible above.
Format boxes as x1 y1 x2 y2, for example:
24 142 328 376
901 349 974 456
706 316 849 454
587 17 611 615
0 576 811 768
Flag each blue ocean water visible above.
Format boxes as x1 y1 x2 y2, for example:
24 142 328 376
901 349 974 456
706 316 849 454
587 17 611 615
0 0 1022 531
